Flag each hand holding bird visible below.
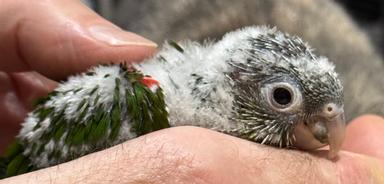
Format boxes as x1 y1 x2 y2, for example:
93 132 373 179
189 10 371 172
0 0 384 183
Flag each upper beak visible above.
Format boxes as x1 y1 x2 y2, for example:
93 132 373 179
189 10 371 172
293 103 346 159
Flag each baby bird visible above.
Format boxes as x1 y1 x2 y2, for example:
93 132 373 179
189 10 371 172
0 26 345 178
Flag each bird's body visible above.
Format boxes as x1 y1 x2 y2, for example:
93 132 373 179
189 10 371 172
0 26 346 178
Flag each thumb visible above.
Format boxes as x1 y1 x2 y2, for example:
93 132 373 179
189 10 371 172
0 0 157 80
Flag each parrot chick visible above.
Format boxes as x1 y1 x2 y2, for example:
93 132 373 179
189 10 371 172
0 26 345 178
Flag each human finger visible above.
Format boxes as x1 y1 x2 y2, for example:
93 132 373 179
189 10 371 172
0 0 157 80
2 127 383 183
342 115 384 159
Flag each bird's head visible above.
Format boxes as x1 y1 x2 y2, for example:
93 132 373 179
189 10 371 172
220 27 345 158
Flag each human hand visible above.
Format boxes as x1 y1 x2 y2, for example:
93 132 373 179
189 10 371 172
1 1 383 183
0 115 383 183
0 0 157 152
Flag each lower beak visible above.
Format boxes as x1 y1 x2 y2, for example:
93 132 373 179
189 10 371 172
293 109 346 159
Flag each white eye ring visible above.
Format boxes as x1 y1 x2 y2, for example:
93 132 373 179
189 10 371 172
262 82 302 112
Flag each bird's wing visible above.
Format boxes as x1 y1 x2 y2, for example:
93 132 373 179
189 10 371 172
3 64 169 177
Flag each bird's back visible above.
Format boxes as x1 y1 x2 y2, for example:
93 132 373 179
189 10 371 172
137 40 236 130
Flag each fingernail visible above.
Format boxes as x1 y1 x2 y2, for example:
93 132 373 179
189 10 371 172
88 25 157 47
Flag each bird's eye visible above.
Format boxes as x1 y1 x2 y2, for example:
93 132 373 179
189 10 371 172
272 87 292 106
262 82 302 112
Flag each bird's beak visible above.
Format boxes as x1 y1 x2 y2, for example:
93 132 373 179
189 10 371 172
293 103 346 159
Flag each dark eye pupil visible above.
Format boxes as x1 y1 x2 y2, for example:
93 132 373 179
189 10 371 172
273 88 292 106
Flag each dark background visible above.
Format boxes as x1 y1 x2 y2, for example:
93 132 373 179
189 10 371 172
336 0 383 56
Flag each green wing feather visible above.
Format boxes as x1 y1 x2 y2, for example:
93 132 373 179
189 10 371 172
0 141 34 179
1 64 170 178
127 74 170 135
168 40 184 53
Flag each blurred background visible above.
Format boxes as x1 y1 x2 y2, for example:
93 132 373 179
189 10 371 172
81 0 384 120
336 0 383 55
83 0 383 56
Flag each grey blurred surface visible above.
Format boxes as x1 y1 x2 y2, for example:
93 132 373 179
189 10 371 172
86 0 384 120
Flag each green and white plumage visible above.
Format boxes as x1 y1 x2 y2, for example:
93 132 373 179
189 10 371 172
20 65 168 168
1 26 345 178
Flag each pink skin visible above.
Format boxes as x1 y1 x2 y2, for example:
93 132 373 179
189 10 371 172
1 0 383 183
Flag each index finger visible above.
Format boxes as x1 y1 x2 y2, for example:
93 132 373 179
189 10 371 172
342 115 384 159
1 127 383 183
